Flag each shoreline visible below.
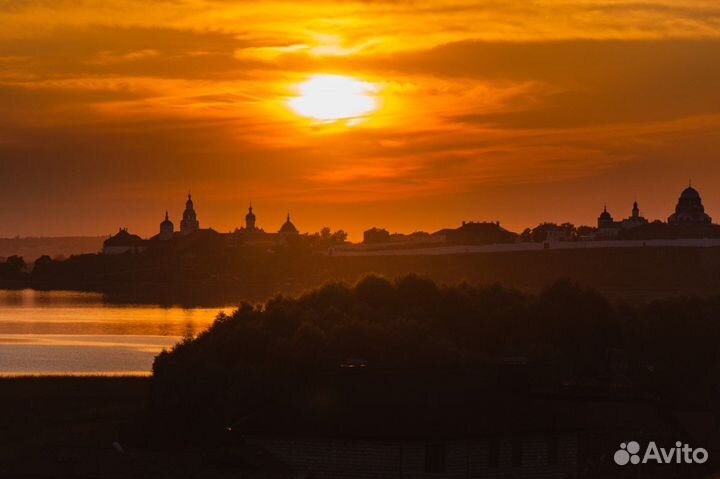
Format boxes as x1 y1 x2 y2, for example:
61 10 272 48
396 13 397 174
5 246 720 306
0 372 153 378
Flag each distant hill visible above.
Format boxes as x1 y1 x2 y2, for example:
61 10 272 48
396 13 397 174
0 236 105 261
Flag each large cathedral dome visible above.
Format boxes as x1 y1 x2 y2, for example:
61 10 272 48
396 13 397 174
679 186 701 201
668 184 711 225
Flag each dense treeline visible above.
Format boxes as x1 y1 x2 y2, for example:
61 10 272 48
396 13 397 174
4 244 720 305
2 236 331 305
151 275 720 428
0 255 25 281
0 236 104 261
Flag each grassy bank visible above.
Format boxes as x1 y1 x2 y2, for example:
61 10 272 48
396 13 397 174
0 376 148 477
0 376 288 478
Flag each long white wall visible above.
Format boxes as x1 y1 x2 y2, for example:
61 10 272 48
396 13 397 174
329 238 720 257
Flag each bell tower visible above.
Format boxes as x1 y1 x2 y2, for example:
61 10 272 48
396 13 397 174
245 203 256 232
180 194 200 235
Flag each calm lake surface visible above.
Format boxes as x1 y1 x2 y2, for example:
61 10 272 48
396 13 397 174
0 289 226 375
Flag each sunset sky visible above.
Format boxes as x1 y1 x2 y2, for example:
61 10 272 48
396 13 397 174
2 1 720 240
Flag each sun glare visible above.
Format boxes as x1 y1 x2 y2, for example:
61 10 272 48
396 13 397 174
289 74 378 122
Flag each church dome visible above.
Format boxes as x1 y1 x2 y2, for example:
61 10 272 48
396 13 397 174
598 205 612 221
161 211 173 227
680 186 700 200
279 213 299 234
668 183 711 225
158 211 174 240
246 205 256 222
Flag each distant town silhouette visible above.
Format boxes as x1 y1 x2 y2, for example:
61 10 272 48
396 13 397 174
0 182 719 308
103 183 720 256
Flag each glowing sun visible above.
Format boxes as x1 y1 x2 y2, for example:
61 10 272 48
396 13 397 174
289 74 378 122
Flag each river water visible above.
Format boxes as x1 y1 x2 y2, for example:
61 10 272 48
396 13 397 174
0 289 226 375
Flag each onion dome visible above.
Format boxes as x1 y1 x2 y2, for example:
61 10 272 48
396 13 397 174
161 211 173 228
